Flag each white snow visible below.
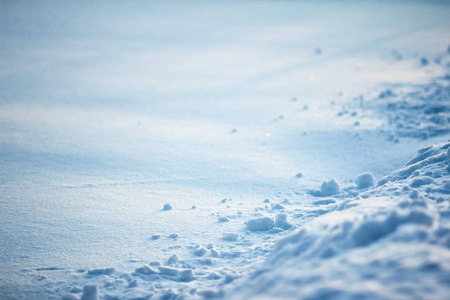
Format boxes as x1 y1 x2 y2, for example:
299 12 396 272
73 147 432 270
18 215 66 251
1 1 450 299
355 172 376 189
246 217 275 232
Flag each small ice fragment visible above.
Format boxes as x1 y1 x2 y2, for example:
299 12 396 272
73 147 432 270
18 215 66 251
275 213 292 230
218 216 230 223
169 234 178 239
128 279 138 288
158 266 179 276
210 248 220 258
81 285 98 300
191 205 196 209
246 217 275 232
320 179 340 196
206 272 222 280
168 254 179 264
355 173 376 189
151 234 161 240
149 261 160 267
135 265 158 275
207 243 214 249
194 247 208 257
263 199 271 203
221 198 227 203
62 295 78 300
70 286 83 293
271 203 285 210
295 172 303 178
222 233 239 241
163 203 172 211
180 269 195 282
87 268 115 276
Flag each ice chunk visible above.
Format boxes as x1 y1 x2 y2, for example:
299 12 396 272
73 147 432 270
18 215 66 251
194 246 208 257
222 233 239 241
271 203 286 210
158 266 179 276
218 216 230 223
168 254 179 264
135 265 158 275
151 234 161 240
246 217 275 232
81 285 98 300
163 203 172 211
320 179 341 196
355 173 375 189
169 233 178 239
275 213 292 230
210 248 220 258
180 269 195 282
87 268 115 276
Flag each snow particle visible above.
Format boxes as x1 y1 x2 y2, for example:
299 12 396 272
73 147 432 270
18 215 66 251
163 203 172 211
355 173 376 189
246 217 275 232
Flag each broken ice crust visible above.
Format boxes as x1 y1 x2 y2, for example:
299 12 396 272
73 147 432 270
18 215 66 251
231 141 450 299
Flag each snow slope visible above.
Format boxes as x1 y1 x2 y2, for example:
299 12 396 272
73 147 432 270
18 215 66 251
232 142 450 299
1 1 450 299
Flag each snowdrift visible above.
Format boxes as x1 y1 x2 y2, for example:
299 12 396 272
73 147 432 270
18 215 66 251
233 142 450 299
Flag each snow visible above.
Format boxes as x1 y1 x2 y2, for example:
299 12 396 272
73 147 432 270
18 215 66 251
232 142 450 299
246 217 275 232
355 172 376 189
1 0 450 299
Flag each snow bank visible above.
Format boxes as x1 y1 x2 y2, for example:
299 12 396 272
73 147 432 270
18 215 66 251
232 141 450 299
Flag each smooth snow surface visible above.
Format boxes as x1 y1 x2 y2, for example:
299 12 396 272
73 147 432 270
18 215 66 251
1 1 450 299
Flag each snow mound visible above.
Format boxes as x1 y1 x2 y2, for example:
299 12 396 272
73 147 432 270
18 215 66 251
246 217 275 232
232 141 450 299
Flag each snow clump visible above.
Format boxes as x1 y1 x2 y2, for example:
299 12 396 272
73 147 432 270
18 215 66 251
320 179 341 196
246 217 275 232
355 172 376 189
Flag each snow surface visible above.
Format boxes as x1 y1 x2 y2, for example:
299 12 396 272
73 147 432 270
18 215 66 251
1 1 450 299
